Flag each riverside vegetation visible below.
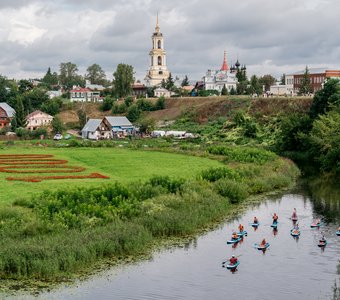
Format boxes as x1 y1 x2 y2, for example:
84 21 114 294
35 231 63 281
0 144 299 288
1 79 339 292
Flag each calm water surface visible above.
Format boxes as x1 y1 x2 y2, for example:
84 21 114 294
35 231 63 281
7 183 340 300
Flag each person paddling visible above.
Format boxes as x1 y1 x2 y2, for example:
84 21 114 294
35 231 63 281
272 213 278 224
238 224 244 232
319 234 326 244
253 217 259 224
232 231 238 240
260 238 267 247
292 208 298 220
229 255 238 265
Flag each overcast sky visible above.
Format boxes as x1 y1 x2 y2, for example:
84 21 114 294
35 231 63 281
0 0 339 82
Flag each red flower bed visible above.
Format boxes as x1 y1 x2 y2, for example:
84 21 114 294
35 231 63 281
0 165 86 173
1 154 110 182
7 173 110 182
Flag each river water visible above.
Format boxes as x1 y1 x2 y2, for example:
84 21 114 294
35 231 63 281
7 181 340 300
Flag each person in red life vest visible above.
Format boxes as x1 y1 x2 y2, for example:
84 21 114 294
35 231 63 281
238 224 244 232
229 255 238 265
253 216 259 224
260 238 267 247
272 213 278 224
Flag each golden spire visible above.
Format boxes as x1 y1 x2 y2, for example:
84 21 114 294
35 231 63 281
155 12 160 33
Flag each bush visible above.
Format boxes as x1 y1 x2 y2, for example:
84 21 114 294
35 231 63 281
214 179 248 203
200 167 240 182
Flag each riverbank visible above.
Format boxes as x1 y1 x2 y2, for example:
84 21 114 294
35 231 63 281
0 145 300 293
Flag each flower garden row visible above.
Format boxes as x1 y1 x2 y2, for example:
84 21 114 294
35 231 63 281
0 154 109 182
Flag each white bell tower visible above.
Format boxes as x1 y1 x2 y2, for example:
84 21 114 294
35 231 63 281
145 14 170 87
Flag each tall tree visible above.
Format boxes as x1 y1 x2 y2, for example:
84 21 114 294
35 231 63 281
18 80 33 94
250 75 262 95
165 72 175 90
161 79 166 88
221 84 228 95
59 62 84 90
41 67 59 87
85 64 107 85
280 73 286 85
181 75 189 87
259 74 276 91
113 63 134 98
298 66 312 95
12 95 28 129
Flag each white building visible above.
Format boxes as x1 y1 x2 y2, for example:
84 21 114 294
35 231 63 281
154 87 174 98
26 110 53 131
144 15 170 87
202 51 238 93
70 86 102 102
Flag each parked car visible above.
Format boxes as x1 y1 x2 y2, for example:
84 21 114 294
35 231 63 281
53 133 63 140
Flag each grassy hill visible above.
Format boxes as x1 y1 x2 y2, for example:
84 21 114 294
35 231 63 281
58 96 313 126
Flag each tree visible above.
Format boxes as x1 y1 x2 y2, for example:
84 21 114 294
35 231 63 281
309 78 340 119
280 74 286 85
250 75 262 95
77 110 87 129
100 97 115 112
230 86 236 95
0 75 10 102
181 75 189 87
298 66 312 95
126 104 141 122
221 84 228 95
259 74 276 91
113 63 134 98
165 73 175 90
309 109 340 173
18 80 33 94
138 118 156 134
25 88 49 111
59 62 84 90
160 79 166 88
40 97 63 116
51 116 65 134
41 67 59 87
12 96 28 129
85 64 107 85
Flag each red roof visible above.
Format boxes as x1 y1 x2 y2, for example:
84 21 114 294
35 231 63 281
220 51 229 71
70 87 92 93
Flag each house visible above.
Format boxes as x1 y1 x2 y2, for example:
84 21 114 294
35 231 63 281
85 80 106 92
105 116 134 137
26 110 53 131
70 86 102 102
132 83 148 98
81 118 112 140
46 90 62 99
154 87 174 98
0 103 15 129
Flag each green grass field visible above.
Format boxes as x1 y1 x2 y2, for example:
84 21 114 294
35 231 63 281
0 147 223 204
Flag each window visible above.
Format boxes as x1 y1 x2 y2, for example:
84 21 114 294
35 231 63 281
158 40 162 49
159 71 163 75
158 56 162 65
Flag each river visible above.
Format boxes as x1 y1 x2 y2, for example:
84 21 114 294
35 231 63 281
6 181 340 300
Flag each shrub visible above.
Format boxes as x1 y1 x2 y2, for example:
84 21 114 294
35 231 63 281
214 179 248 203
200 167 239 182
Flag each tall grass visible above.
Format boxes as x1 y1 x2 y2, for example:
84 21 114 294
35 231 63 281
0 149 300 282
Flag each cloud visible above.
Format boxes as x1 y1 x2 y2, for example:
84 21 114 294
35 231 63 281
0 0 339 81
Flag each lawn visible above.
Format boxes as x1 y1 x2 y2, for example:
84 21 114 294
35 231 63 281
0 147 223 204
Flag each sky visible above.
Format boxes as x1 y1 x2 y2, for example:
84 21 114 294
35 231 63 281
0 0 340 82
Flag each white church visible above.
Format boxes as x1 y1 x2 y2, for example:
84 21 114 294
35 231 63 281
203 51 239 93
